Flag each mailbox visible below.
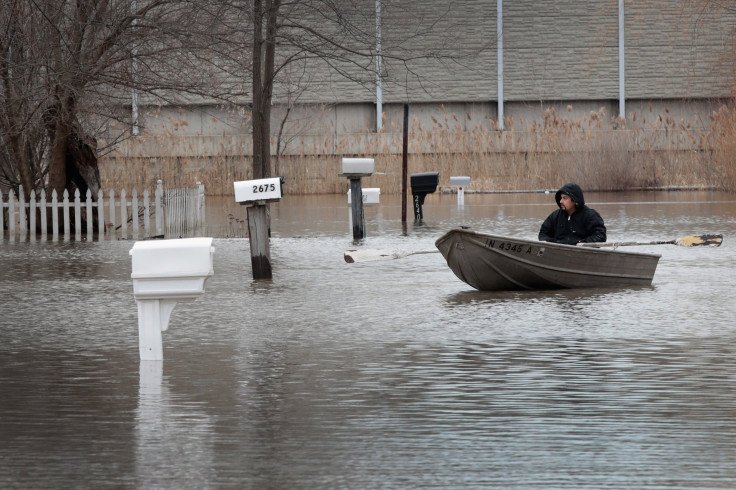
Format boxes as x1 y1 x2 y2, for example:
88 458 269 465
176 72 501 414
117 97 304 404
410 172 439 221
234 177 284 204
341 158 374 176
130 237 215 360
450 176 471 206
411 172 439 194
347 187 380 205
450 176 471 188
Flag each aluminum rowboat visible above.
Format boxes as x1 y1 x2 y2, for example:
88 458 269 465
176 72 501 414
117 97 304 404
435 229 661 291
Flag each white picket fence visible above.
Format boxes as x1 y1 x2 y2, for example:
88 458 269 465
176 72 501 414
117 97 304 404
0 180 205 242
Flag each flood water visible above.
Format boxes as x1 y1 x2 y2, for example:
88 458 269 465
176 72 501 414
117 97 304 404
2 190 736 488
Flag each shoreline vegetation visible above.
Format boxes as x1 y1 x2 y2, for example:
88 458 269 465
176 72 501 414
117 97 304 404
99 104 736 196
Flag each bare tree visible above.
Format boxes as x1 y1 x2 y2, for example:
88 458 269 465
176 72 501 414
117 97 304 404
1 0 473 200
238 0 467 181
0 0 236 200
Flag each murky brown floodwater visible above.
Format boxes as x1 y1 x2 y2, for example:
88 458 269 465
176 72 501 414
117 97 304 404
2 190 736 488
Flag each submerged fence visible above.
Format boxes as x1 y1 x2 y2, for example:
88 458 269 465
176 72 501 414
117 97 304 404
0 180 205 242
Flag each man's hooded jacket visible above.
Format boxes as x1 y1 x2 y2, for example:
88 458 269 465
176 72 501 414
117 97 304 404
538 183 606 245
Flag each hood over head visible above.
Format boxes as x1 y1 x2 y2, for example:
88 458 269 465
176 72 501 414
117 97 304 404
554 182 585 207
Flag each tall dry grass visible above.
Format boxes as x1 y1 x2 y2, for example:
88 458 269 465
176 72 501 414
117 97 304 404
99 101 735 195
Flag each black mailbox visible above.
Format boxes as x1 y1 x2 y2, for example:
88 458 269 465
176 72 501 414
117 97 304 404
410 172 439 194
410 172 439 221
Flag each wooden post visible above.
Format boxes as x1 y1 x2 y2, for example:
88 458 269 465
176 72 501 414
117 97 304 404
349 178 366 240
247 203 272 279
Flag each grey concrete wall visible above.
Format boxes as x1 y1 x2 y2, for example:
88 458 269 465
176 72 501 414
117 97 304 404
121 0 735 141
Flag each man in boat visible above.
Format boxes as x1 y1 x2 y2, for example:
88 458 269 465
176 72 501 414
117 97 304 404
538 182 606 245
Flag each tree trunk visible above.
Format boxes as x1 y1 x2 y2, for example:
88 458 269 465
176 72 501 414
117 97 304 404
45 96 101 232
252 0 279 181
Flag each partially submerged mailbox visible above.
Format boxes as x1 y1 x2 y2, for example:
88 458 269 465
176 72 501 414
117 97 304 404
449 176 471 188
130 237 215 361
234 176 284 204
233 177 284 280
341 158 375 177
450 176 471 206
340 157 375 239
347 187 380 206
410 172 439 221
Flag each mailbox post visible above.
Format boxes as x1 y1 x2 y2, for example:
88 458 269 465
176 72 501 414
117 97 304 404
410 172 439 222
234 177 283 280
340 158 374 240
130 237 215 361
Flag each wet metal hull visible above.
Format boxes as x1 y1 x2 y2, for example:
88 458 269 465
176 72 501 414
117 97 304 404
435 229 661 291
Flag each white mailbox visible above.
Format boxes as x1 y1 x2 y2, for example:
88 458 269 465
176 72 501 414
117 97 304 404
341 158 374 176
449 176 471 207
450 176 471 187
130 237 215 361
234 177 283 204
347 187 380 205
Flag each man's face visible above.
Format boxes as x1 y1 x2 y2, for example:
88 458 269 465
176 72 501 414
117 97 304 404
559 194 575 215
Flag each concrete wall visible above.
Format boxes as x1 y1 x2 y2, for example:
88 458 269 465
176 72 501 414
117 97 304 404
114 0 735 147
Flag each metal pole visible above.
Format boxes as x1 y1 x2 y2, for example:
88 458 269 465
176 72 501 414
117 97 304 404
401 104 408 224
618 0 625 121
497 0 504 130
376 0 383 131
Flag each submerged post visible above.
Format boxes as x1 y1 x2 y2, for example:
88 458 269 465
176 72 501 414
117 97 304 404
340 158 375 240
234 176 284 280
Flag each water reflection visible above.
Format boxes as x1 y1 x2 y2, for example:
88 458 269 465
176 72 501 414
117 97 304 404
1 191 736 488
136 361 215 488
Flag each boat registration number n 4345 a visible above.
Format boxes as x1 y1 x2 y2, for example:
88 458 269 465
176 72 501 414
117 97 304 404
484 239 542 256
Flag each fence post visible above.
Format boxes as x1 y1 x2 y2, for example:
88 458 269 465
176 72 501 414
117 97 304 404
132 189 139 240
29 190 36 242
19 186 27 241
155 180 163 237
143 189 150 237
86 190 93 241
74 189 81 241
8 189 15 240
52 190 59 241
109 189 116 240
120 189 128 240
97 189 104 241
197 181 205 234
40 190 47 241
62 190 70 241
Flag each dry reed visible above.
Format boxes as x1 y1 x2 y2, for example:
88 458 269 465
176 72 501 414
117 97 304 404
99 101 735 195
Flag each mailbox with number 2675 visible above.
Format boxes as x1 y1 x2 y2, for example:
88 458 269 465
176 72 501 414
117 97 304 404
234 176 284 204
